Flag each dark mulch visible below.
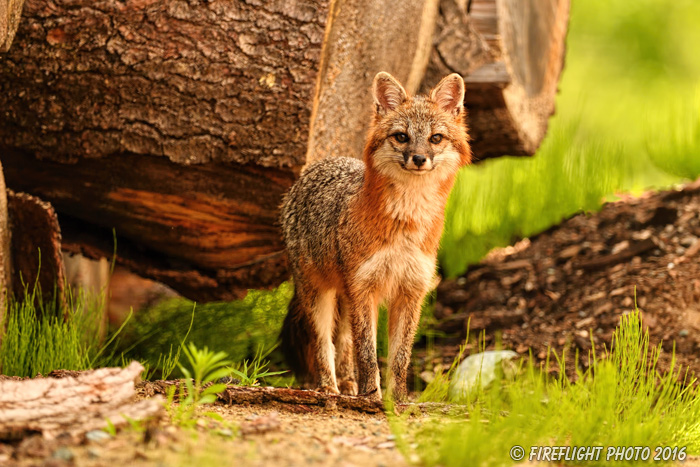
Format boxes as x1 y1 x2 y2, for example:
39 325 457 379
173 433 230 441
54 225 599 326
420 178 700 380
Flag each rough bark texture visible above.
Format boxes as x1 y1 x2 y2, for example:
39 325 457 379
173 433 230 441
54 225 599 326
421 0 570 160
0 0 24 51
137 380 384 414
0 162 10 314
0 362 163 440
0 0 569 300
0 0 326 168
0 0 327 301
6 190 65 308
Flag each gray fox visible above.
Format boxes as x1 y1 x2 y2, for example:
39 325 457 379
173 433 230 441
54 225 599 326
280 72 471 400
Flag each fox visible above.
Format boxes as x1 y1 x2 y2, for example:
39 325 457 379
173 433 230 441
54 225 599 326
279 71 471 400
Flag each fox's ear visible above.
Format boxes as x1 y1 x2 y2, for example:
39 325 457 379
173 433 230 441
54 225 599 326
372 72 408 115
430 73 465 117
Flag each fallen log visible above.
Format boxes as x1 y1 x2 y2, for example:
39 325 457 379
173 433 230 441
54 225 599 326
0 361 163 440
138 380 384 414
0 0 569 300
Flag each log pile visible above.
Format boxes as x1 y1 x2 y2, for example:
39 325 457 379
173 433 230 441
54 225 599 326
0 0 570 300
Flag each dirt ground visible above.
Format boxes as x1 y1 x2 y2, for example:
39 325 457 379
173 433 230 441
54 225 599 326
419 178 700 381
3 403 405 467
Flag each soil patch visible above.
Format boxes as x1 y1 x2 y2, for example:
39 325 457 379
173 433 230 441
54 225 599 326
424 179 700 380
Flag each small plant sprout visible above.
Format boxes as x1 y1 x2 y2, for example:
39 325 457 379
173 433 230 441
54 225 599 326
167 343 231 426
179 343 231 406
229 346 287 387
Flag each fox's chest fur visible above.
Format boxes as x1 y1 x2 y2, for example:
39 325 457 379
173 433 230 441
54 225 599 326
341 174 450 301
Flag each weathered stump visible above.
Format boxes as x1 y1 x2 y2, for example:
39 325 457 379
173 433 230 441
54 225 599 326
6 190 65 310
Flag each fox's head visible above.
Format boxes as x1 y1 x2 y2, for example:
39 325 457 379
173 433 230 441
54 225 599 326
364 72 471 181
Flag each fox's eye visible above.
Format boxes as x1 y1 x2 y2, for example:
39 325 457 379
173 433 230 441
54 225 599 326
430 134 443 144
393 133 409 143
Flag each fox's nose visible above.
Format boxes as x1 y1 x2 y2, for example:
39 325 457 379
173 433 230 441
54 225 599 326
412 154 427 167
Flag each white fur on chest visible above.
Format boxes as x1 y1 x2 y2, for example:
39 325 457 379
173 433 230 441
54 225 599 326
383 177 443 224
354 236 436 301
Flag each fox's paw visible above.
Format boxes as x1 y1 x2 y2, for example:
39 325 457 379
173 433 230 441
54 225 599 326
316 384 340 394
360 387 383 403
338 379 358 396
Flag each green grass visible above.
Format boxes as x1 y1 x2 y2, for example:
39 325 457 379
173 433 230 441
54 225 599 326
646 88 700 180
0 286 119 377
392 311 700 466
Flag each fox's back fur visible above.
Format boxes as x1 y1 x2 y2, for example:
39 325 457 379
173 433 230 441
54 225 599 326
280 72 471 399
279 157 364 382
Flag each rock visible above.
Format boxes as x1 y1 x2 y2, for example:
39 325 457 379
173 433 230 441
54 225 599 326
448 350 519 401
85 430 112 443
217 376 242 385
52 447 74 461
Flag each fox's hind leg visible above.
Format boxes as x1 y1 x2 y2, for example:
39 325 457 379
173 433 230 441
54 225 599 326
334 294 358 395
306 287 340 393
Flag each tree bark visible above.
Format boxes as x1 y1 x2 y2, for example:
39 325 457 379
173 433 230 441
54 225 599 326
0 362 163 440
2 148 293 301
0 0 569 300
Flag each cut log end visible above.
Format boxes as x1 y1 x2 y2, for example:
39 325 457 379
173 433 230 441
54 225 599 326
421 0 570 160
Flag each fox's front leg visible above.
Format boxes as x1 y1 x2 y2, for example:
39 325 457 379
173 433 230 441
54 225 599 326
349 293 381 400
387 290 423 401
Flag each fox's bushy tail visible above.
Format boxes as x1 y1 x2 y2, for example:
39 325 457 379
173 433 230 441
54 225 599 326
279 290 315 386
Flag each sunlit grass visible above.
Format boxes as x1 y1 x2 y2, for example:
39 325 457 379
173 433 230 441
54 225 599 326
0 286 117 377
647 88 700 180
392 311 700 466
